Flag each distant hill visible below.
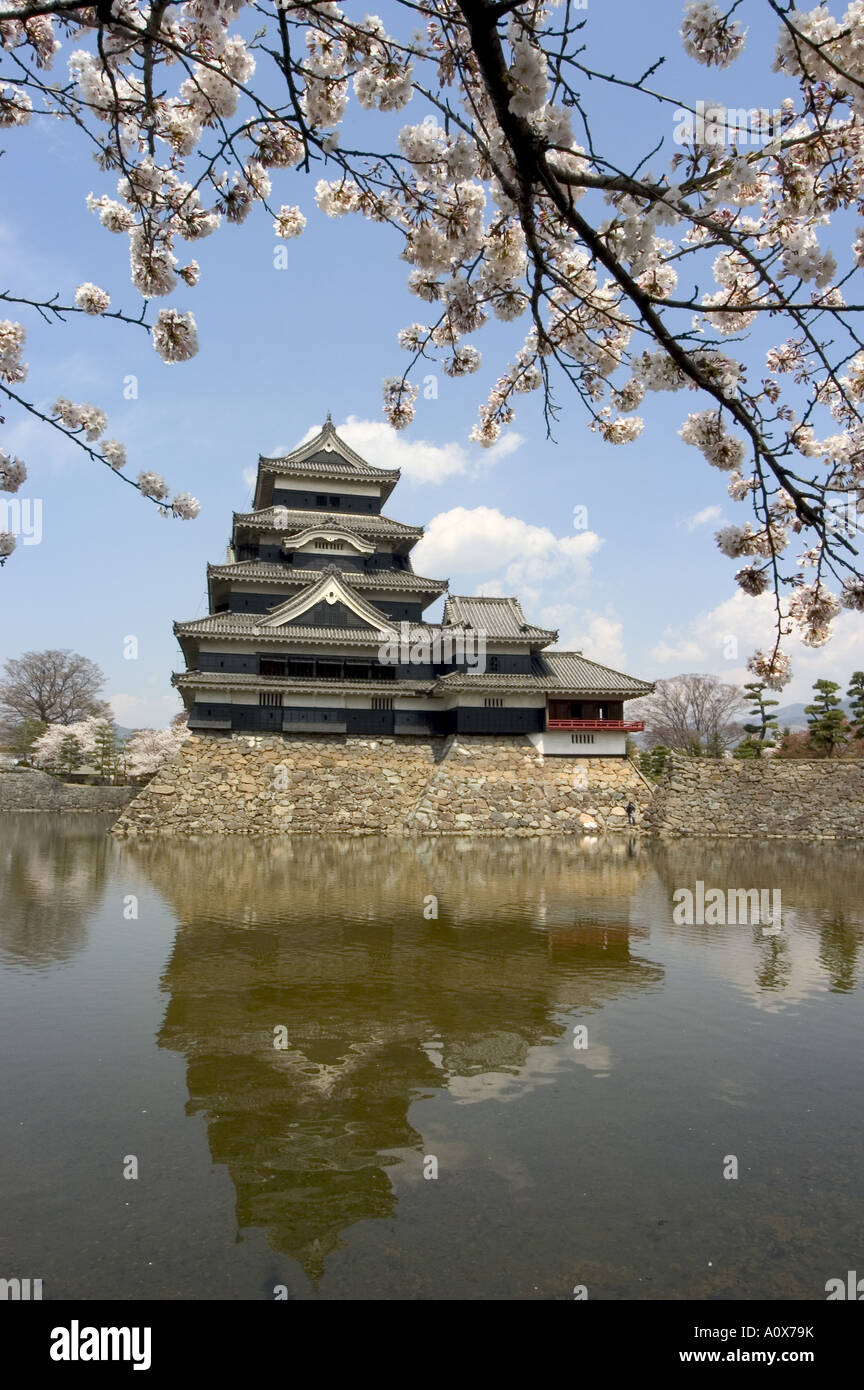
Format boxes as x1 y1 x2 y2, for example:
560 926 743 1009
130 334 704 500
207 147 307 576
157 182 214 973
773 700 854 731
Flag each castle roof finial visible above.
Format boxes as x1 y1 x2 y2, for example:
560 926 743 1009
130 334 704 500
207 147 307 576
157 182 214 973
324 411 333 428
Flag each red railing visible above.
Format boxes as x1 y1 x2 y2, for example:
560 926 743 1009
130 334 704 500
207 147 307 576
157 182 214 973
546 719 645 732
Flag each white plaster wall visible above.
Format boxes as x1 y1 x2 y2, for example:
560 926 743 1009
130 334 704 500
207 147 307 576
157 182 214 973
528 729 626 756
272 476 380 497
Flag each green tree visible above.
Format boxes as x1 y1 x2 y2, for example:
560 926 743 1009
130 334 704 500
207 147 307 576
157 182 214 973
805 679 849 758
58 733 83 775
734 736 765 760
741 680 780 753
4 717 47 762
704 730 726 759
639 745 672 782
847 672 864 741
92 722 118 783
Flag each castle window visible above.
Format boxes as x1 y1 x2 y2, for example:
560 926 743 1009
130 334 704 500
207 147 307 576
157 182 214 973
489 656 500 672
484 697 504 708
329 496 340 507
315 495 327 506
372 697 393 710
287 660 314 679
259 692 282 707
316 539 344 550
570 733 595 745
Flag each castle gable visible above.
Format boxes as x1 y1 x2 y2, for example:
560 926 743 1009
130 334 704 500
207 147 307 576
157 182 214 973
261 568 396 635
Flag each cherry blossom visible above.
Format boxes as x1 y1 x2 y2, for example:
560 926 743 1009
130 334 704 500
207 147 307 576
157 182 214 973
273 206 306 239
0 451 26 492
169 492 201 520
125 724 191 777
747 650 792 691
74 283 110 315
0 320 27 383
31 716 112 770
735 565 770 597
138 471 170 501
0 0 860 681
680 2 747 68
152 309 199 364
102 440 127 471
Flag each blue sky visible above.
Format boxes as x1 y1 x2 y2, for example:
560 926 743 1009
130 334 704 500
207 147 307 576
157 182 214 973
1 0 861 727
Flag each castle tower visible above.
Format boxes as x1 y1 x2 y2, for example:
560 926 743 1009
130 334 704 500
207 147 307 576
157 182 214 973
172 418 652 751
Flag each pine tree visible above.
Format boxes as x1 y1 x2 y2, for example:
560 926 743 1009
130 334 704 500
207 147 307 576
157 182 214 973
93 722 118 783
58 733 83 775
704 730 726 759
639 744 672 781
6 717 46 762
734 736 764 759
847 671 864 741
741 680 780 754
805 679 849 757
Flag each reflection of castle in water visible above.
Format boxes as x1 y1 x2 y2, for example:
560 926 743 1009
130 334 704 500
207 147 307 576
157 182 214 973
0 814 112 967
125 837 664 1280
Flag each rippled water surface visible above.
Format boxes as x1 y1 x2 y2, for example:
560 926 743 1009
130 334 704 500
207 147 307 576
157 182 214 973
0 813 862 1300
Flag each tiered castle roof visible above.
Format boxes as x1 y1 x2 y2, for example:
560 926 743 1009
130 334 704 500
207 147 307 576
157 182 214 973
172 417 654 730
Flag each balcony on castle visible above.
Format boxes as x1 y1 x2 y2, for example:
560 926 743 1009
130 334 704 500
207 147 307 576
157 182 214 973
545 718 646 732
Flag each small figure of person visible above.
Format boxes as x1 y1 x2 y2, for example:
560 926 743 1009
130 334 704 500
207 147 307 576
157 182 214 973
625 800 636 826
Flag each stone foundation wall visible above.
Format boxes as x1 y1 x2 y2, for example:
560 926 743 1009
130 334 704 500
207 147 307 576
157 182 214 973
644 753 864 840
110 733 652 837
0 770 137 812
409 736 650 833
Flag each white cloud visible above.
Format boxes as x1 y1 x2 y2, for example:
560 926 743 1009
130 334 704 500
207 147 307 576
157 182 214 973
577 614 630 671
264 417 524 485
537 604 630 668
681 504 723 532
414 506 602 592
652 637 707 666
650 590 864 700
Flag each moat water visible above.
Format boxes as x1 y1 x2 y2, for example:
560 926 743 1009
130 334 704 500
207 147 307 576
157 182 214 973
0 813 862 1301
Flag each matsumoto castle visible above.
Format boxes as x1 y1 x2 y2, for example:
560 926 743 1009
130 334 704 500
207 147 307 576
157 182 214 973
173 417 653 754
